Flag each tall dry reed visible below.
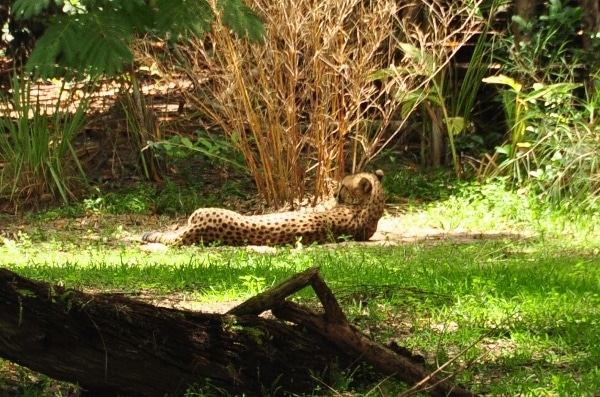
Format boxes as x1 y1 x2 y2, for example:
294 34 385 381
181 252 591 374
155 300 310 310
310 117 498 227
171 0 487 206
176 0 400 207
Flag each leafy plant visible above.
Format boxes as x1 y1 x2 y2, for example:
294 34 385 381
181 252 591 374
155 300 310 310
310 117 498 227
481 0 600 209
0 74 89 206
500 0 591 85
368 0 496 177
12 0 266 79
148 130 246 172
481 73 600 208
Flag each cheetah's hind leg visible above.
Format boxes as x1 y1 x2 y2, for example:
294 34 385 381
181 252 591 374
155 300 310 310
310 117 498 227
141 231 164 243
142 229 184 245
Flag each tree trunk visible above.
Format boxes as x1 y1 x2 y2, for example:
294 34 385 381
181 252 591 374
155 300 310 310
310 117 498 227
511 0 540 48
581 0 600 51
580 0 600 94
0 267 475 397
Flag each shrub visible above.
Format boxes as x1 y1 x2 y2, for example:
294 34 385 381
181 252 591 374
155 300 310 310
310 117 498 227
0 75 89 208
174 0 403 207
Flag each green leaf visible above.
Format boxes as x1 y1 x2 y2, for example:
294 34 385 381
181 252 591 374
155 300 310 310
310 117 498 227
495 144 511 155
182 137 194 149
117 0 155 32
398 42 435 75
367 68 394 81
217 0 266 44
396 90 429 119
524 82 581 102
154 0 214 39
12 0 53 19
24 22 64 77
398 42 421 59
482 75 522 92
19 0 266 79
25 11 135 78
447 117 465 136
367 65 411 81
17 288 36 298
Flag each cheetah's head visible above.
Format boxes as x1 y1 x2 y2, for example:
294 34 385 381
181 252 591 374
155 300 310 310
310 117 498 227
334 169 384 206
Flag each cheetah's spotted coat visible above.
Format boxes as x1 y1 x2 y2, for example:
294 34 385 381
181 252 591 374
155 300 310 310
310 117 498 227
142 170 385 246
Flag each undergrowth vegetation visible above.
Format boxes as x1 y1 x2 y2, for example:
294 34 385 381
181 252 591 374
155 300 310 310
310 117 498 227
1 175 599 396
478 0 600 210
0 76 90 205
1 0 600 395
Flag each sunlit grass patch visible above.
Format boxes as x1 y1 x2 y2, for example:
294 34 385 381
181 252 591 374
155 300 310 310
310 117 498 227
1 238 599 395
2 176 600 396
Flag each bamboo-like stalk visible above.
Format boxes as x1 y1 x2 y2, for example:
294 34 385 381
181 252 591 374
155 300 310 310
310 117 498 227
167 0 488 206
174 0 402 207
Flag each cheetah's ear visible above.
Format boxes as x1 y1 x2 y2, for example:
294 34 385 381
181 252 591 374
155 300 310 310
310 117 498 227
359 178 373 194
374 169 384 181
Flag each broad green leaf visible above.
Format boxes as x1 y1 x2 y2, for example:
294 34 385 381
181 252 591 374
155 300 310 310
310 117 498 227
495 144 511 155
524 83 581 101
395 89 429 119
398 42 421 59
398 42 435 75
182 137 194 149
482 75 522 92
447 117 465 136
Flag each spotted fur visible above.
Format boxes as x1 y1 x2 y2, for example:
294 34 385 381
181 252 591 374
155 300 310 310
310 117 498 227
142 170 384 246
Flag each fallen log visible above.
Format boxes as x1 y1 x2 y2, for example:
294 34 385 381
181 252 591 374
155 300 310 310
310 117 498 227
0 267 475 396
230 267 475 397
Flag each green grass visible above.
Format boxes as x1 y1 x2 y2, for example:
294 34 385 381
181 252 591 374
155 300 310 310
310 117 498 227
1 177 600 396
2 241 599 395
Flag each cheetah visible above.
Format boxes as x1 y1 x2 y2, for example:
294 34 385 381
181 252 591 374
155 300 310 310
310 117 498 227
142 170 385 246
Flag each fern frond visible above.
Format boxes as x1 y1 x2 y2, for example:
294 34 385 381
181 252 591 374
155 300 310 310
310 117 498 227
78 11 135 74
26 12 134 78
154 0 214 40
22 0 266 78
217 0 266 44
12 0 53 19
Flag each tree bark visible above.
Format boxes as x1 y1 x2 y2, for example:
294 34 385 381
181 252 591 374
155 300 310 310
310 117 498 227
0 267 475 397
511 0 540 48
0 268 349 396
581 0 600 51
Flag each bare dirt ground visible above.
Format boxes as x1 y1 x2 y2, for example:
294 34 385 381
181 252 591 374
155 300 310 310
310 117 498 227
1 206 527 250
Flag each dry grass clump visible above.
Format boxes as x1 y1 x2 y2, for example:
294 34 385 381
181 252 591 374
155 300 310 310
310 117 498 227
176 0 400 207
168 0 487 206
